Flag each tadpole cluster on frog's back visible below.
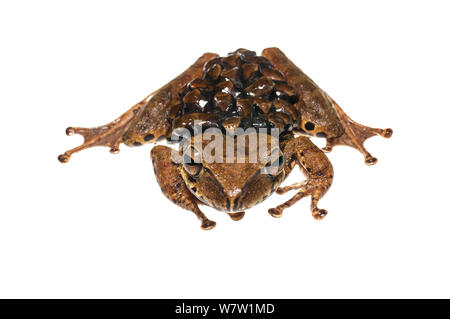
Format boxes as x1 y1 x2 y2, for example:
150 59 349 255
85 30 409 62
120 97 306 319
167 48 301 139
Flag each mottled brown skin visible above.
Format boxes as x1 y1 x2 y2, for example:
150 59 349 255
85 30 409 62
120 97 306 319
262 48 393 164
57 52 218 163
58 48 392 230
178 132 284 214
150 145 216 230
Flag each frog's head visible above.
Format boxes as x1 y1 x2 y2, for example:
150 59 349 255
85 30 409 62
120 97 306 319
178 132 285 212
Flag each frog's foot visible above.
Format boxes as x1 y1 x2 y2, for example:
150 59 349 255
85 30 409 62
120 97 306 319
269 181 329 220
269 191 305 218
324 93 393 165
58 100 146 163
199 213 217 230
227 211 245 221
270 136 333 220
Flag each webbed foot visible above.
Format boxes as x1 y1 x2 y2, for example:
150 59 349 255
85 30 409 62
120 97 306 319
270 180 330 220
312 208 328 220
58 99 146 163
323 94 393 165
268 207 284 218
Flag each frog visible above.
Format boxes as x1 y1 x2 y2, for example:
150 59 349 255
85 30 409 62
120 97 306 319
58 48 393 230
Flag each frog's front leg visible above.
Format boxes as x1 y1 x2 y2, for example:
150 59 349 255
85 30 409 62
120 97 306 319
269 136 333 220
151 145 216 230
58 52 218 163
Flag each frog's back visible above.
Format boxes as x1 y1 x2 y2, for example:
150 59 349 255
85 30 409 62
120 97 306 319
167 48 301 138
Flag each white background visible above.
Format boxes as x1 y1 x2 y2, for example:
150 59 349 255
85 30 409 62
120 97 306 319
1 0 449 298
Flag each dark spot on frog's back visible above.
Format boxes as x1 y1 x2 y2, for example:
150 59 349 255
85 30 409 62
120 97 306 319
175 49 301 135
316 132 327 138
133 141 142 146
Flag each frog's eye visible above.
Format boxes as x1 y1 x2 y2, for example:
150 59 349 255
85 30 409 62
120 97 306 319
182 153 203 177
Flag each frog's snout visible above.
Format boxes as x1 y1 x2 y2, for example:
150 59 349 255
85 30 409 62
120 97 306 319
223 189 253 213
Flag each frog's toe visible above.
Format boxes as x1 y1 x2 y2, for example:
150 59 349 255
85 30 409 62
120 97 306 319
382 128 393 138
312 208 328 220
322 145 333 153
268 207 283 218
59 122 126 163
109 147 120 154
201 219 217 230
228 212 245 221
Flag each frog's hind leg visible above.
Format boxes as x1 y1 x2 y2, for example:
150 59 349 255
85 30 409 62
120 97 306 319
322 94 393 165
262 47 393 165
269 136 333 220
151 145 216 230
58 52 218 163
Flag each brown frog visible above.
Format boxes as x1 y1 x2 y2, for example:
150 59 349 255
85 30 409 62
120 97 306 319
58 48 393 230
